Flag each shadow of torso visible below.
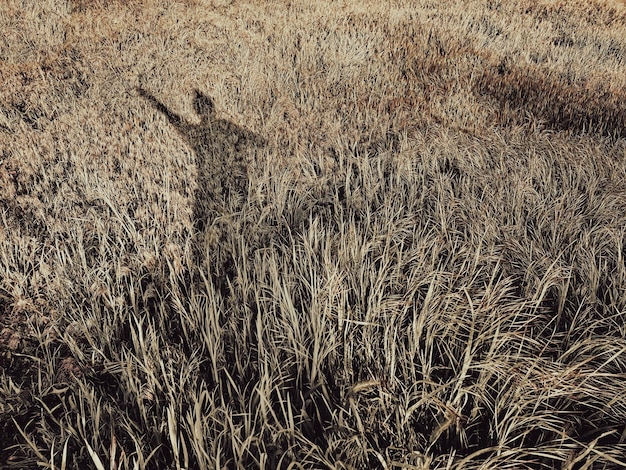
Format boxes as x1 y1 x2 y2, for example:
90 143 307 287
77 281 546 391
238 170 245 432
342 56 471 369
186 116 265 227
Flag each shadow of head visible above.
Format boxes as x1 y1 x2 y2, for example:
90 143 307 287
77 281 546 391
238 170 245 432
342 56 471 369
194 90 214 124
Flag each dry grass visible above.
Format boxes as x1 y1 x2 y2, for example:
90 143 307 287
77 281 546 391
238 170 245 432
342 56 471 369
1 0 626 468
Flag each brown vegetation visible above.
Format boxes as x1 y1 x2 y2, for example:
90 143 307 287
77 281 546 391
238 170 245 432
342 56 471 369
1 0 626 468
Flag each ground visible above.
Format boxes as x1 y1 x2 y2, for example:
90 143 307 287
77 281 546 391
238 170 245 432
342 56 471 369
1 0 626 468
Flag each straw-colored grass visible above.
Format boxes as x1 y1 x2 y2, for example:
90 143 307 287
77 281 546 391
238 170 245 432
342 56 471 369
1 0 626 468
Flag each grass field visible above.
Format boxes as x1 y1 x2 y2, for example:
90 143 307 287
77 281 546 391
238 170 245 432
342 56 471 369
2 0 626 468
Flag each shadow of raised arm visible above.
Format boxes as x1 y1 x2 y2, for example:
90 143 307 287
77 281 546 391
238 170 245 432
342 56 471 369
137 86 184 128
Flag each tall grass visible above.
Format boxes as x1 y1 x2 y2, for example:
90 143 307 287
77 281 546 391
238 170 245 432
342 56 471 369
1 0 626 468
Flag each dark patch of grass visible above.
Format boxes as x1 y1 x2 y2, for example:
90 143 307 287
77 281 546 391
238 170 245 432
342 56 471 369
476 58 626 138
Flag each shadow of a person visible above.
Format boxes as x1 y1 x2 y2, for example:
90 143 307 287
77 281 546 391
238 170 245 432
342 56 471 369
138 86 266 291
